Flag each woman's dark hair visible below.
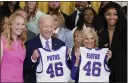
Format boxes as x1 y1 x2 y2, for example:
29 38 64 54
77 7 103 33
122 6 127 16
1 2 20 17
103 2 127 32
3 1 20 9
103 2 127 49
98 1 112 21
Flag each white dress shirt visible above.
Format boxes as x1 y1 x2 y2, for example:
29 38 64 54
39 35 52 50
54 27 60 34
75 10 81 26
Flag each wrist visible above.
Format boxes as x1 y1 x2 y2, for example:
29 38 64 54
32 55 37 61
31 56 37 63
76 57 80 61
74 59 80 66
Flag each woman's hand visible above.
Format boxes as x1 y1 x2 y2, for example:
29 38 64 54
75 48 81 60
106 50 112 62
74 48 81 66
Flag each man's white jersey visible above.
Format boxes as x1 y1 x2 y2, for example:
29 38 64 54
79 47 110 82
36 46 71 82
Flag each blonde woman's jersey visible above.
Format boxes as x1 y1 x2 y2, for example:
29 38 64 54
79 47 110 82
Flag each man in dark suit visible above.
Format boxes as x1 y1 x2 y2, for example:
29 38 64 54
23 15 65 83
67 1 89 30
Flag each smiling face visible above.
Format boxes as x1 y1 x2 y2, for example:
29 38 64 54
11 16 25 36
105 8 118 27
27 1 37 9
82 33 95 48
84 9 94 24
39 16 55 40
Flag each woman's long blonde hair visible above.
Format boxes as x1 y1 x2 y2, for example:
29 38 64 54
50 12 65 27
2 13 27 49
24 2 38 21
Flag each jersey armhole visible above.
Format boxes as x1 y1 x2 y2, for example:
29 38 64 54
104 55 110 72
65 47 71 70
36 48 43 73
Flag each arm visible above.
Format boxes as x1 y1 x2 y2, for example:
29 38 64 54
106 50 112 62
23 42 39 77
71 48 81 80
1 39 3 62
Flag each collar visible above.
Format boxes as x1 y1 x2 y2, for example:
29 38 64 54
54 27 60 34
83 23 87 29
39 34 52 48
76 9 81 14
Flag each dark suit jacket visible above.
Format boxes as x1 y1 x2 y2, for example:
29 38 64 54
27 30 36 41
23 35 65 83
99 29 127 82
67 11 77 30
67 11 82 30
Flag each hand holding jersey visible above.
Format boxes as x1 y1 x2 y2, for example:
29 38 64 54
78 47 110 82
106 50 112 62
71 28 112 82
36 46 71 82
74 48 81 66
32 50 40 61
74 48 112 67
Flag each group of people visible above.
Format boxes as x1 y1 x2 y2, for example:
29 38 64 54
0 1 127 83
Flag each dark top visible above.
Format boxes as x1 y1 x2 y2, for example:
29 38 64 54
99 28 127 82
67 11 82 30
1 2 20 17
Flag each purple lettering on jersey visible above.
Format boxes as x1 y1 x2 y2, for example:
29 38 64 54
83 61 101 77
46 63 55 78
92 62 101 77
55 62 64 77
46 62 63 78
86 53 100 60
47 54 60 61
83 61 91 76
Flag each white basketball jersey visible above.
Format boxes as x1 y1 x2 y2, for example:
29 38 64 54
79 47 110 82
36 46 71 82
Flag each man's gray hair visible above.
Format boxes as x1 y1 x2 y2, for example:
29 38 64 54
38 14 54 25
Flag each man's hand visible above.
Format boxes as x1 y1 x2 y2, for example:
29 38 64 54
32 50 40 61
